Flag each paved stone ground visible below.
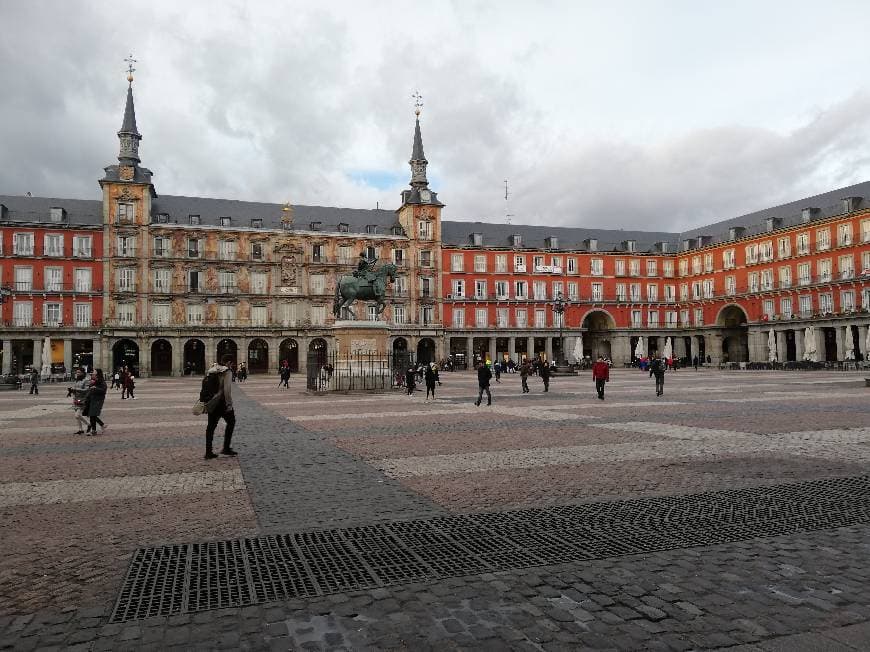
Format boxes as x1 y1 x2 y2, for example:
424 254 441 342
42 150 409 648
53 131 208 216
1 368 869 650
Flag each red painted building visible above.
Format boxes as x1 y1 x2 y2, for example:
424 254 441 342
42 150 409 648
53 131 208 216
0 198 104 374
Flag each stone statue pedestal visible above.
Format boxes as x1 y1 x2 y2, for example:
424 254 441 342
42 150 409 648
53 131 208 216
333 320 391 356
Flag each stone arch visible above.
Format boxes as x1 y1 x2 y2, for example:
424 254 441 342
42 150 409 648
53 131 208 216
417 337 435 364
580 309 617 331
279 338 299 373
308 338 328 366
184 339 206 375
216 338 238 366
112 338 140 376
247 338 269 374
150 339 172 376
716 303 749 328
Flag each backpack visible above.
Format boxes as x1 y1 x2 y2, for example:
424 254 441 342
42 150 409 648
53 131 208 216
199 372 222 403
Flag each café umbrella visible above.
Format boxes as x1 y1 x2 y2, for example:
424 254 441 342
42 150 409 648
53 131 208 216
572 335 584 363
662 337 673 360
634 336 646 360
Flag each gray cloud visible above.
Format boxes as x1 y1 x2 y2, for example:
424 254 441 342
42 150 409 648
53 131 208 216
2 1 870 234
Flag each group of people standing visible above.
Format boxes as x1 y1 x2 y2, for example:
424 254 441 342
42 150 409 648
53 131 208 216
68 368 108 435
404 363 441 401
110 367 136 399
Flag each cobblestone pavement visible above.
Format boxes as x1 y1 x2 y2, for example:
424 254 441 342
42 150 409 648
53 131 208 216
1 368 869 650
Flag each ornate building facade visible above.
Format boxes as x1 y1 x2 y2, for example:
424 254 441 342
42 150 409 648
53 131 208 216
1 73 868 375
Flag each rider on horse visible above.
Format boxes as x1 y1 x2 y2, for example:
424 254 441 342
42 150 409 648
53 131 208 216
353 253 378 281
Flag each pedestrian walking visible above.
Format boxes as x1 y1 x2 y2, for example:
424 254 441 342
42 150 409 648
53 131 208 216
424 363 437 401
592 355 610 400
84 369 108 434
405 367 416 396
29 369 39 395
494 361 501 383
540 362 551 392
474 362 492 406
112 369 122 390
69 368 90 434
202 355 236 459
279 364 291 388
692 355 699 370
123 371 136 399
520 360 530 393
650 356 666 396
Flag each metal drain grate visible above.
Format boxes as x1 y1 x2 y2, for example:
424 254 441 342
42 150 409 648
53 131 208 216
110 474 870 622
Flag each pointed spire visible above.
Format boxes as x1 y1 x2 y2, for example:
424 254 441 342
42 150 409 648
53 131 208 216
120 84 140 136
409 92 428 189
411 117 426 163
117 54 142 167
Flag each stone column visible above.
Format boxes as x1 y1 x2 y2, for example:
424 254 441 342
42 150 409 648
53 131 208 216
544 336 553 363
1 339 10 374
508 336 516 363
858 325 869 360
487 336 496 364
63 338 72 375
298 337 308 378
269 337 281 375
776 331 787 362
611 335 631 366
139 337 150 377
171 337 183 376
526 336 534 362
93 336 104 373
794 329 805 361
465 336 474 362
705 333 722 365
690 336 699 361
835 326 845 362
205 337 217 366
32 338 42 373
815 328 827 362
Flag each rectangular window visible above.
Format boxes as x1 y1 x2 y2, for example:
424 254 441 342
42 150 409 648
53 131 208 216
153 236 170 258
116 302 135 325
678 259 688 277
819 292 834 314
44 267 63 292
591 283 603 301
220 216 231 227
591 258 603 276
514 255 526 273
534 309 546 328
722 249 735 269
533 281 547 300
187 238 201 258
647 260 658 276
648 311 659 327
759 241 773 262
817 259 832 282
745 244 758 265
692 281 702 299
838 255 854 279
629 259 640 276
515 280 527 299
421 277 433 298
116 202 135 223
475 308 488 328
778 266 791 288
663 260 674 277
13 232 34 255
73 268 92 293
335 245 351 264
664 284 675 302
311 244 324 263
515 309 527 327
251 306 268 326
74 303 92 327
616 283 626 301
418 221 431 240
419 305 434 325
309 274 325 295
43 302 61 326
393 275 407 295
451 279 465 298
219 304 238 325
188 215 201 225
153 269 171 293
631 310 642 328
567 258 577 274
816 228 830 251
694 307 704 326
392 304 406 325
680 309 690 326
251 241 264 261
777 236 791 258
420 250 432 267
797 262 811 285
691 256 702 274
72 235 92 258
152 303 171 325
116 235 135 257
495 281 508 299
665 311 677 327
118 268 136 292
863 251 870 274
799 294 813 317
218 240 237 260
703 253 714 272
218 270 237 293
533 255 545 269
496 308 508 328
250 272 268 294
862 219 870 243
864 287 870 309
552 281 563 299
780 297 792 318
392 248 405 266
13 301 33 327
704 279 715 298
474 280 487 299
763 299 775 319
796 232 810 255
679 283 688 301
188 270 200 293
495 254 507 273
760 269 774 291
627 283 639 301
281 303 298 326
567 282 578 300
725 276 735 296
841 290 855 312
747 273 758 293
451 254 464 272
452 307 464 328
646 284 658 302
43 233 63 257
474 255 487 272
187 304 204 325
615 259 626 276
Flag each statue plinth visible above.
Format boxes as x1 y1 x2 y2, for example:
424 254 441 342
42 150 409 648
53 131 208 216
333 320 390 356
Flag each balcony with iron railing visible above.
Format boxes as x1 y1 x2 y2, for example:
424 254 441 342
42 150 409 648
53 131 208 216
8 281 102 294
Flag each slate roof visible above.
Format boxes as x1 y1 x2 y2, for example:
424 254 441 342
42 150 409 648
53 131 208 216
440 220 679 253
0 195 103 226
679 180 870 245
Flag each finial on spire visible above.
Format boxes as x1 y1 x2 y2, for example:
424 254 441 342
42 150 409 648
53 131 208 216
412 90 423 117
124 53 137 84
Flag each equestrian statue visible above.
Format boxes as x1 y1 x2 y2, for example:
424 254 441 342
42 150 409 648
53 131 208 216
332 254 398 320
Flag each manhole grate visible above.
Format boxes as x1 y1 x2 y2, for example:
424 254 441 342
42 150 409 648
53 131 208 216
110 474 870 622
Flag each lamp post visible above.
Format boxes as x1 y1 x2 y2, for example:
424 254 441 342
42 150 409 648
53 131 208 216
552 291 569 371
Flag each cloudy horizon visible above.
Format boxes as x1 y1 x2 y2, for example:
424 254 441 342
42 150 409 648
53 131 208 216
3 1 870 232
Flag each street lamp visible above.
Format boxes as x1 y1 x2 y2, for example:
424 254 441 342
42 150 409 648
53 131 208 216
552 291 569 370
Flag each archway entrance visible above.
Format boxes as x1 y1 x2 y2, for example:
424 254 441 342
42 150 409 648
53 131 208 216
216 339 238 366
150 339 173 376
784 330 797 362
279 339 299 373
716 304 748 364
581 310 616 361
112 339 139 376
309 338 327 366
247 338 269 373
823 328 838 362
184 339 206 375
417 338 435 365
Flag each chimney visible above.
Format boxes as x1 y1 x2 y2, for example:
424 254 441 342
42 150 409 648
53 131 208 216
728 226 746 240
765 216 782 232
583 238 598 252
622 239 636 252
801 207 818 223
545 236 559 249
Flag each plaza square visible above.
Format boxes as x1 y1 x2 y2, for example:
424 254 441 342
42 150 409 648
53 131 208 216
1 369 870 650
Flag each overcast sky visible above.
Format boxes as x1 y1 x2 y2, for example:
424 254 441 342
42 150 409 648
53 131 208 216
3 1 870 232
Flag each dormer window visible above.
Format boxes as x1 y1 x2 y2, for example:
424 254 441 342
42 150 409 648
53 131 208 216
545 236 559 249
50 207 66 223
338 223 349 233
219 216 232 227
391 225 404 236
584 238 598 252
622 239 636 252
366 224 377 234
510 234 523 247
154 213 170 224
842 197 862 213
765 217 781 232
251 218 263 229
471 232 483 246
189 214 201 225
309 221 321 231
729 226 746 240
801 207 817 223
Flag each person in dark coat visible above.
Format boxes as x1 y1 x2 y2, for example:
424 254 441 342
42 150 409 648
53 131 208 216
520 360 530 393
592 355 610 400
279 364 291 388
692 355 699 370
29 369 39 395
84 369 108 435
424 364 437 401
539 362 551 392
650 356 666 396
405 367 416 396
475 362 492 406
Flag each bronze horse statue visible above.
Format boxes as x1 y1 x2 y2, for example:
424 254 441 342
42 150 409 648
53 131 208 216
332 262 398 320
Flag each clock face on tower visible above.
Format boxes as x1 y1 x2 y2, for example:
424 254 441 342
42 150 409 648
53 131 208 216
420 189 431 202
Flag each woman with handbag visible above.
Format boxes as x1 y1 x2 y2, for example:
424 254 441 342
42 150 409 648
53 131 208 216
84 369 108 435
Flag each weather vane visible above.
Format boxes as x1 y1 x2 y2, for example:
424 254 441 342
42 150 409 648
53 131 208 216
412 90 423 116
124 53 137 83
281 201 294 224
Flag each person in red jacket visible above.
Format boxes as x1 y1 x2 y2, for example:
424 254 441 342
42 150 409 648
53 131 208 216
592 355 610 400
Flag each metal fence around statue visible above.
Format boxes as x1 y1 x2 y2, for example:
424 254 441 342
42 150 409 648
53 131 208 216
306 351 418 392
